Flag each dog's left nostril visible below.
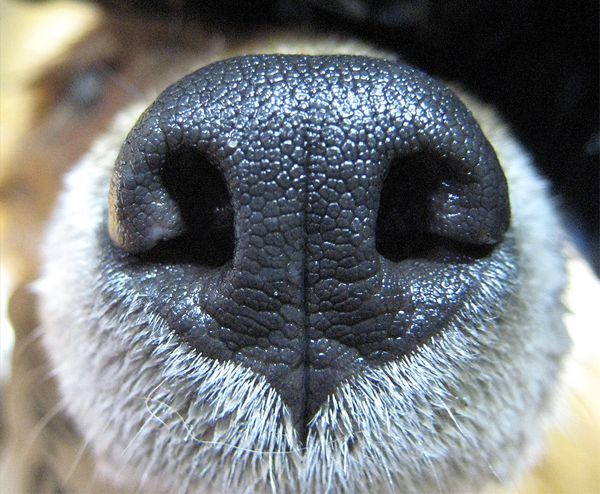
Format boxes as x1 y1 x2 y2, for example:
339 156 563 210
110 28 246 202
141 148 234 266
109 145 234 265
108 134 235 262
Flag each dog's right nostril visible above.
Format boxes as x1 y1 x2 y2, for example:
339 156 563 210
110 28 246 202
376 150 504 262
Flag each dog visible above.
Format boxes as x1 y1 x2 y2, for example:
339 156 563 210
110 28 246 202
1 1 599 493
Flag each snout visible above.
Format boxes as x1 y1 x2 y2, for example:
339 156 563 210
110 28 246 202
107 55 510 434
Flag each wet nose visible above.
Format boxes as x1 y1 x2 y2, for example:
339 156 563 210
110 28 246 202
108 55 510 433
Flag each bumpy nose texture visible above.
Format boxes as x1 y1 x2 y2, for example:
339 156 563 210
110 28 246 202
108 55 509 433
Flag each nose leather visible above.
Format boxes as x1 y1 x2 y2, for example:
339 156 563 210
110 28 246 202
107 55 510 434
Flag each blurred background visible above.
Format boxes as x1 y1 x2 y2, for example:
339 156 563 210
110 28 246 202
0 1 598 492
1 0 101 382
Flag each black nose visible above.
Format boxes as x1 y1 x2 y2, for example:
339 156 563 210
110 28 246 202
108 55 509 435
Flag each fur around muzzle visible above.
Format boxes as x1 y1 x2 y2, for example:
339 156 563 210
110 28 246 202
29 30 569 493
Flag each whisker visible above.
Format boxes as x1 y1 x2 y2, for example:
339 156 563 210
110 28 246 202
12 326 45 360
125 380 169 449
143 395 303 456
439 400 502 483
21 400 68 460
62 435 91 486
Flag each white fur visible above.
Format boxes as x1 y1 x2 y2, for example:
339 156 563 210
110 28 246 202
38 84 569 493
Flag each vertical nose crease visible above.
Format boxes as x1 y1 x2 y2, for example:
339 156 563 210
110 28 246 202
211 109 386 432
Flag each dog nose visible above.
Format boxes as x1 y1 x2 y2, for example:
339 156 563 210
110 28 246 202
108 55 509 433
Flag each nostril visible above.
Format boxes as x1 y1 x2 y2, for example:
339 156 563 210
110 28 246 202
376 151 506 262
109 142 234 266
143 148 234 266
377 152 447 262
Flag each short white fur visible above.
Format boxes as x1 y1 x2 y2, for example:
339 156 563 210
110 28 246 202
38 80 569 494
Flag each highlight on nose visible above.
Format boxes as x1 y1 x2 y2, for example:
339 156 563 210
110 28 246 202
106 55 510 434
